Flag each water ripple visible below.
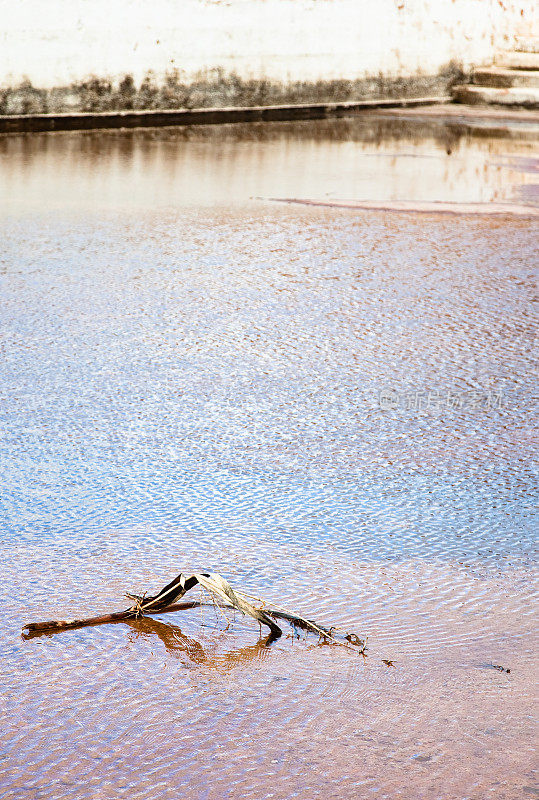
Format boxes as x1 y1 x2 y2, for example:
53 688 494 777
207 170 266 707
0 127 536 800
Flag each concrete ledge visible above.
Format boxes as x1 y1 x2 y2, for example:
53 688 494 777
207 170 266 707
495 51 539 70
473 67 539 89
0 96 449 134
453 85 539 108
514 37 539 54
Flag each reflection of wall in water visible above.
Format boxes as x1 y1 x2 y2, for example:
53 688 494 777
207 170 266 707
0 121 536 211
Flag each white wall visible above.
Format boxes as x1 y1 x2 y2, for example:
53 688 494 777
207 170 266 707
0 0 536 89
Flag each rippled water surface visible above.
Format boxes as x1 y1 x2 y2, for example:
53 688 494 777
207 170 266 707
1 117 538 800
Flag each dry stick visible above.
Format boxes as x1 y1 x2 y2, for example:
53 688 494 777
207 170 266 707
21 571 365 651
21 571 205 636
21 601 201 637
22 602 364 651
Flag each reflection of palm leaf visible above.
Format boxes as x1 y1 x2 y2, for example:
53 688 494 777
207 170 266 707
126 615 274 670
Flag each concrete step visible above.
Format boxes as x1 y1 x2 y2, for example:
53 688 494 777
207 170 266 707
473 67 539 89
452 85 539 108
496 51 539 70
514 36 539 53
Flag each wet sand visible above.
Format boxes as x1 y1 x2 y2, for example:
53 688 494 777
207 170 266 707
0 117 537 800
270 196 539 215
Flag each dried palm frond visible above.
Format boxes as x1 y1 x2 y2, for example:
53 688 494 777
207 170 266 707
22 571 366 653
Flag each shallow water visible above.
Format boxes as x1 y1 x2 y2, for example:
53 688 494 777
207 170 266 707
0 117 538 800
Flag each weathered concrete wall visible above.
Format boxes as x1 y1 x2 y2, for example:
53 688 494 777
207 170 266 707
0 0 536 113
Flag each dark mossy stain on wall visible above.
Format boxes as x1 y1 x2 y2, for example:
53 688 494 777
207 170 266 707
0 64 465 116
